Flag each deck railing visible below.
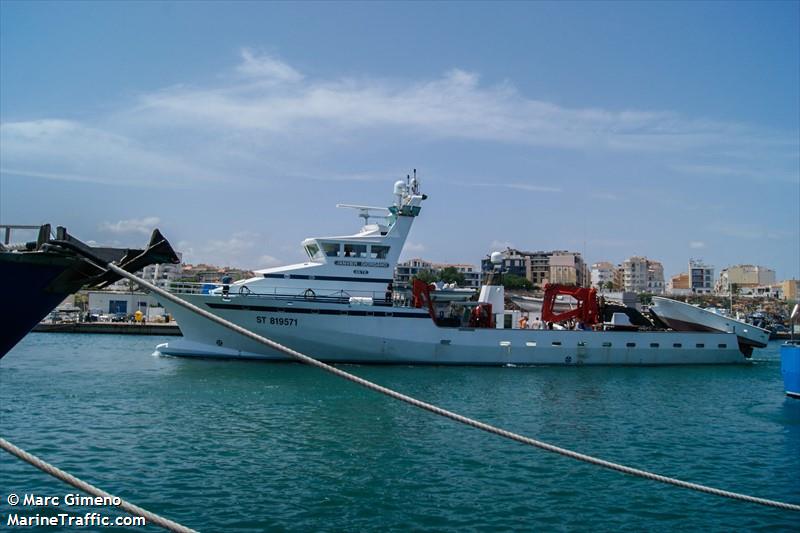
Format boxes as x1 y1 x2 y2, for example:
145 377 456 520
167 281 406 306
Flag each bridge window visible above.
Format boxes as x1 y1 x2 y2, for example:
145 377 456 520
370 245 390 259
321 242 341 257
304 242 322 260
344 244 368 258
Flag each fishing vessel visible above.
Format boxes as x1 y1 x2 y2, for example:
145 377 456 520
0 224 179 358
156 176 755 365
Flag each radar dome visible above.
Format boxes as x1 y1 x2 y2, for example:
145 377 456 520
490 251 505 265
394 180 408 196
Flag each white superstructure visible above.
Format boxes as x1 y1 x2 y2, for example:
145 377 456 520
157 177 752 365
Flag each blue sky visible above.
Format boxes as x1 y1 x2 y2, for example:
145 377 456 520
1 1 798 280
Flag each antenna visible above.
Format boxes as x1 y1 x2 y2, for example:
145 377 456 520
336 204 391 226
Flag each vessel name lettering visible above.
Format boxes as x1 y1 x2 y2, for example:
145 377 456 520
256 316 298 327
334 260 388 268
353 269 369 275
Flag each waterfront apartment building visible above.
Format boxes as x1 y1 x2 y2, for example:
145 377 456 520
549 252 589 287
178 263 254 283
141 260 183 289
107 252 183 291
716 264 776 294
395 258 482 288
591 261 615 289
781 279 799 301
621 256 665 294
689 259 714 294
482 248 588 287
667 272 691 296
481 248 549 286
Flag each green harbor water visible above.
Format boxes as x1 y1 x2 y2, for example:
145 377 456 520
1 334 798 531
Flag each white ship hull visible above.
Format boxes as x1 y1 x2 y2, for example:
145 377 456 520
158 293 748 365
650 297 769 349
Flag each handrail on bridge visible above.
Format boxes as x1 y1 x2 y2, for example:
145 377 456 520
166 281 399 305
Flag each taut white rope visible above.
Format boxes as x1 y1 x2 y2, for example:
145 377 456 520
0 437 198 532
108 264 800 512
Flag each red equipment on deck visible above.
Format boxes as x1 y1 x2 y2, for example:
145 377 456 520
541 284 600 326
412 279 436 319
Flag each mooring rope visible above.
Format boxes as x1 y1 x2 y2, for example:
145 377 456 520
0 437 198 532
103 264 800 512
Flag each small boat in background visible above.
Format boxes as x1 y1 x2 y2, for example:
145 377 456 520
650 296 770 356
509 294 575 315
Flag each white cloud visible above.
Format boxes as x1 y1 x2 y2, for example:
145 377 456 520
100 216 161 235
236 48 303 83
1 52 795 194
134 60 792 157
591 191 620 201
461 182 562 193
708 223 795 241
177 232 281 270
0 120 219 187
673 163 797 185
689 241 706 249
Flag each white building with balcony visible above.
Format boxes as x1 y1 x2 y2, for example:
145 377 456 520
689 259 714 294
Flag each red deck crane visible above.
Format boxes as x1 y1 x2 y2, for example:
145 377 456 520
540 284 600 326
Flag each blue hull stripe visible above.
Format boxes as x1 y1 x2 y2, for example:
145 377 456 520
206 302 429 319
262 273 393 284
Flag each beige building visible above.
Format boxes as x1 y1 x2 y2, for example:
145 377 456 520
621 256 665 294
716 265 777 294
780 279 799 301
548 252 588 287
668 272 691 295
395 258 482 288
647 261 665 294
591 261 615 289
482 248 587 287
612 266 624 291
179 263 254 283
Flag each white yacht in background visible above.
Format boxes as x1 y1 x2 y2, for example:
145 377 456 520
156 176 753 365
650 296 770 352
